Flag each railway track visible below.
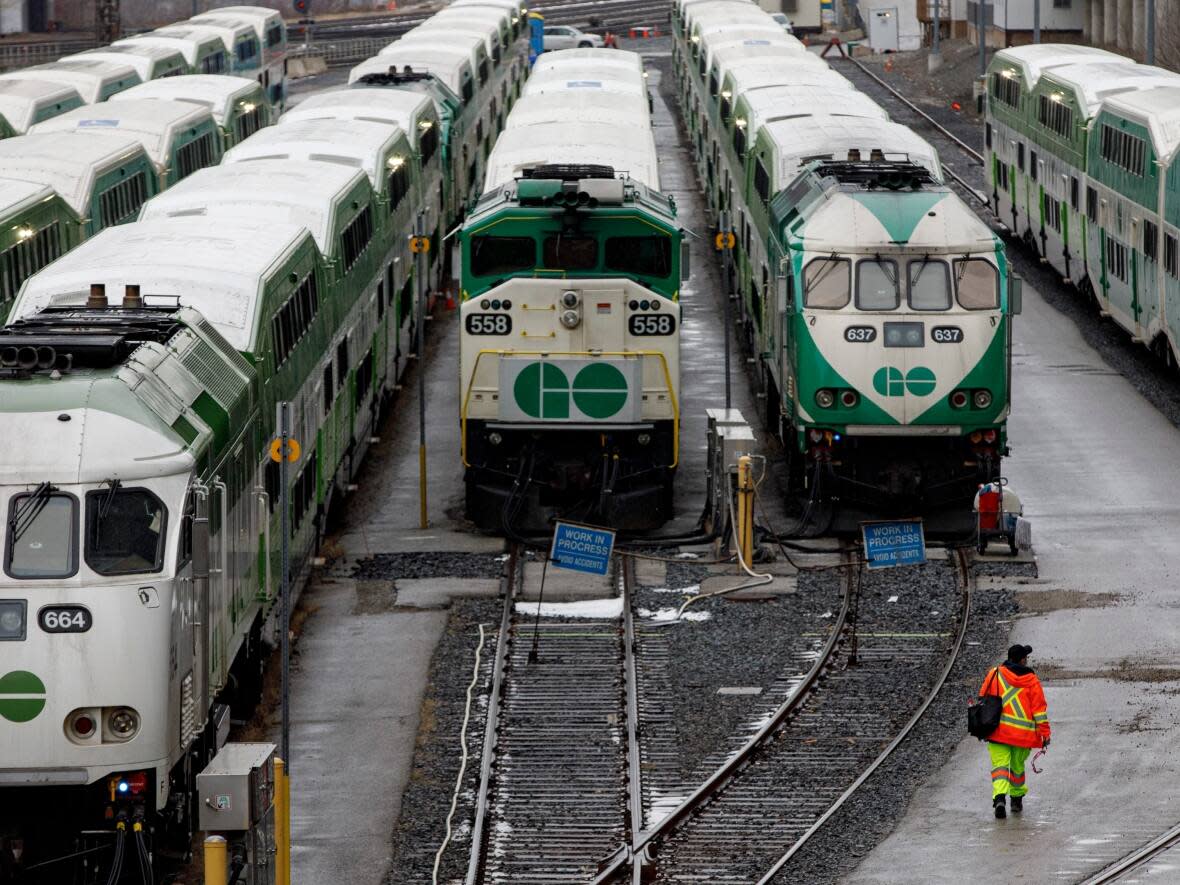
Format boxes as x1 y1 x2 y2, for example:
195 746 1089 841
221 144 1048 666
1078 823 1180 884
465 546 643 884
596 547 973 883
839 57 990 209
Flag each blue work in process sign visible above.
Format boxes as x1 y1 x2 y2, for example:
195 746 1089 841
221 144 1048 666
861 519 926 569
550 522 616 576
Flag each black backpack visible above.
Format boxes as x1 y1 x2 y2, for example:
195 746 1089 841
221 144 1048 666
967 666 1003 739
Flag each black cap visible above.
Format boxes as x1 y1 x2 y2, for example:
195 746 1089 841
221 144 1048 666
1008 644 1032 662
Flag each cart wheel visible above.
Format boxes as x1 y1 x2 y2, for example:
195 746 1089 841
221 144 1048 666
1009 536 1018 555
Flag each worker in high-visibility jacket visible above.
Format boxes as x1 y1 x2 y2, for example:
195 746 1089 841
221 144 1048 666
979 644 1051 819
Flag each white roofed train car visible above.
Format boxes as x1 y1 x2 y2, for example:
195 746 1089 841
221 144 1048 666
192 6 286 109
0 79 83 135
29 99 222 190
0 59 140 105
117 74 272 150
174 17 261 79
62 44 189 83
114 30 229 75
0 131 159 236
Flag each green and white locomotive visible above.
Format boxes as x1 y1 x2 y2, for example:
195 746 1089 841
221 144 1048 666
675 0 1019 520
459 50 687 531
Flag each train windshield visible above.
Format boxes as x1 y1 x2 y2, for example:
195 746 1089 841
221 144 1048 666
543 235 597 270
471 236 535 275
605 236 672 277
802 257 850 309
85 486 167 576
856 258 899 310
5 488 77 579
908 258 951 310
954 259 999 309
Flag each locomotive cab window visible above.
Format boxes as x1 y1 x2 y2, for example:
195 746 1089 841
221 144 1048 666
543 235 596 270
471 236 534 275
856 258 900 310
85 486 166 576
954 259 999 310
802 257 850 309
907 258 951 311
605 236 671 277
5 489 77 579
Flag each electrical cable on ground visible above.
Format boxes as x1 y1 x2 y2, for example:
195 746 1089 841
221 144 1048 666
674 491 773 618
433 622 489 885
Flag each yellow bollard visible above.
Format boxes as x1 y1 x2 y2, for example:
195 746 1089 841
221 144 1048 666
736 455 754 566
204 835 228 885
277 757 292 885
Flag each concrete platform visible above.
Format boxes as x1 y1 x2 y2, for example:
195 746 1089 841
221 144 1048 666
520 560 616 600
393 577 502 608
845 278 1180 881
700 574 797 599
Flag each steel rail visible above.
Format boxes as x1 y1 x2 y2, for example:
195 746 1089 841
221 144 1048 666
843 56 985 166
604 545 857 877
1077 823 1180 884
463 544 518 885
755 547 975 883
621 558 646 885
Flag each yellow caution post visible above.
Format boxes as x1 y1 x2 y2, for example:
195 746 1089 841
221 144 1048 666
204 836 228 885
736 454 755 566
275 757 291 885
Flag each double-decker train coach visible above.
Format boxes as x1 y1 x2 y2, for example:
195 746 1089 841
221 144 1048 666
458 49 688 533
674 0 1020 526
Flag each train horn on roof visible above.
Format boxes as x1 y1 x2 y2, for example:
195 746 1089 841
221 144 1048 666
123 284 143 309
87 283 108 309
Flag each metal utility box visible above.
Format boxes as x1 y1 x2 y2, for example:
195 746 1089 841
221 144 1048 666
198 742 277 885
198 742 276 831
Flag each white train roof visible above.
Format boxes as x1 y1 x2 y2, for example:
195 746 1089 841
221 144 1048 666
113 34 220 68
685 2 768 31
802 189 995 255
170 18 254 52
1099 85 1180 165
449 0 525 17
193 6 284 43
0 78 82 134
349 50 468 93
728 58 850 92
701 30 801 69
743 86 886 134
522 71 646 99
281 87 431 149
394 29 487 67
224 117 405 191
63 46 184 82
0 177 57 218
0 60 140 105
992 44 1128 89
117 75 266 129
531 48 645 75
1038 62 1180 119
765 116 942 184
506 90 650 127
407 17 503 55
12 217 312 353
0 131 147 215
485 122 659 191
29 99 215 171
711 41 818 80
140 161 367 256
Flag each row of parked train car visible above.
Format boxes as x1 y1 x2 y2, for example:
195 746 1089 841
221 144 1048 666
0 0 530 875
985 44 1180 368
673 0 1019 524
0 4 292 320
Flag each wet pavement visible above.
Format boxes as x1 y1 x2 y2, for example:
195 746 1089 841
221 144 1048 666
844 276 1180 883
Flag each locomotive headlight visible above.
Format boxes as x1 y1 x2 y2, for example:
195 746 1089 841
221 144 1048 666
560 309 581 329
106 708 140 742
637 433 651 446
973 389 993 409
840 390 859 408
481 299 491 309
560 290 580 308
0 600 24 639
488 431 503 446
815 389 835 409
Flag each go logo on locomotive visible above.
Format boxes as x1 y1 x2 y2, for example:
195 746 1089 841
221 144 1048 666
0 670 46 723
512 361 629 420
872 366 937 398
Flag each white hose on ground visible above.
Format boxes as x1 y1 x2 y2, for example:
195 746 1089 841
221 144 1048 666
675 487 774 618
432 622 488 885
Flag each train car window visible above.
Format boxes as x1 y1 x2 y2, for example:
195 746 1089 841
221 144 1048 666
907 259 951 310
479 59 489 85
605 236 672 276
733 125 746 160
856 258 900 310
954 259 999 310
471 236 534 275
462 77 474 102
543 236 596 270
322 363 335 414
85 487 166 576
5 491 77 579
419 122 438 167
802 257 850 309
754 159 770 204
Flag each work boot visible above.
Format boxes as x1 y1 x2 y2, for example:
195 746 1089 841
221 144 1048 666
1010 796 1023 814
993 795 1006 819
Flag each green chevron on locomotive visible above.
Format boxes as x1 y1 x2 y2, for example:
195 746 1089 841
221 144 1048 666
459 178 682 302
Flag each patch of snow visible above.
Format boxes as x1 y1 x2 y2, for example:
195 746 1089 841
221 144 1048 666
513 597 624 619
637 606 711 623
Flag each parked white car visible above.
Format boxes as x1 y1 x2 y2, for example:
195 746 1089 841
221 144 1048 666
542 25 604 51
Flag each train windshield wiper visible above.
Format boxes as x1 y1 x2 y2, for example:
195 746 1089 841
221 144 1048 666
805 253 841 291
911 254 932 288
95 479 122 531
873 253 899 294
9 482 52 544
